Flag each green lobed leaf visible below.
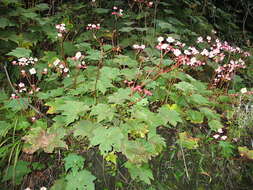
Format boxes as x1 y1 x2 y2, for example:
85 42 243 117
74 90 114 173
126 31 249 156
108 88 132 104
125 162 154 184
90 127 124 154
158 105 182 127
65 170 96 190
90 104 115 122
64 153 85 173
186 110 204 124
7 47 32 58
208 120 224 131
2 161 32 185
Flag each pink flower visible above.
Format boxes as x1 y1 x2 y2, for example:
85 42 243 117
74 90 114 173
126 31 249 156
144 89 152 96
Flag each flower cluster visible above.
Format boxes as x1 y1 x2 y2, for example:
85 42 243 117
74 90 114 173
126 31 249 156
112 7 123 17
12 57 38 66
132 44 146 50
86 23 100 30
52 59 69 75
213 59 246 86
124 80 152 96
71 52 87 69
156 36 205 67
55 23 67 38
11 57 46 76
156 34 251 79
213 128 227 141
195 36 250 87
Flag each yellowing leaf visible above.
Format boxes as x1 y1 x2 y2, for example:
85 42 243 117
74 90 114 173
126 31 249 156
178 132 199 149
238 146 253 160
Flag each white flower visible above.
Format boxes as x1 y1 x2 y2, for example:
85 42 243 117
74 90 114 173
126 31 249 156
140 45 145 49
63 68 69 73
212 29 217 34
133 44 139 49
11 93 16 98
201 49 209 56
213 134 220 139
206 36 211 41
166 37 175 43
75 52 82 60
221 136 227 140
197 36 203 43
19 57 27 62
18 82 25 88
240 88 247 94
218 128 223 133
29 68 36 75
53 59 60 66
173 49 181 57
184 50 191 55
57 33 63 38
40 187 47 190
161 43 169 50
157 36 164 43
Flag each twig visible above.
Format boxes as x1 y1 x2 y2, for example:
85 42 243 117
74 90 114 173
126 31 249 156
180 142 190 180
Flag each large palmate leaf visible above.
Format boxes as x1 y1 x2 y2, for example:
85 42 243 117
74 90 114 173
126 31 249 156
108 88 132 104
73 120 99 139
89 127 124 154
158 105 182 127
65 170 96 190
90 104 115 122
186 110 204 124
64 153 85 174
56 100 90 125
174 81 197 93
208 119 224 131
2 161 32 185
113 55 138 67
22 126 67 154
125 162 154 184
188 94 210 105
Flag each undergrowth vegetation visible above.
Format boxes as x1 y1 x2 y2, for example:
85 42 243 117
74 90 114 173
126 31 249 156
0 0 253 189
